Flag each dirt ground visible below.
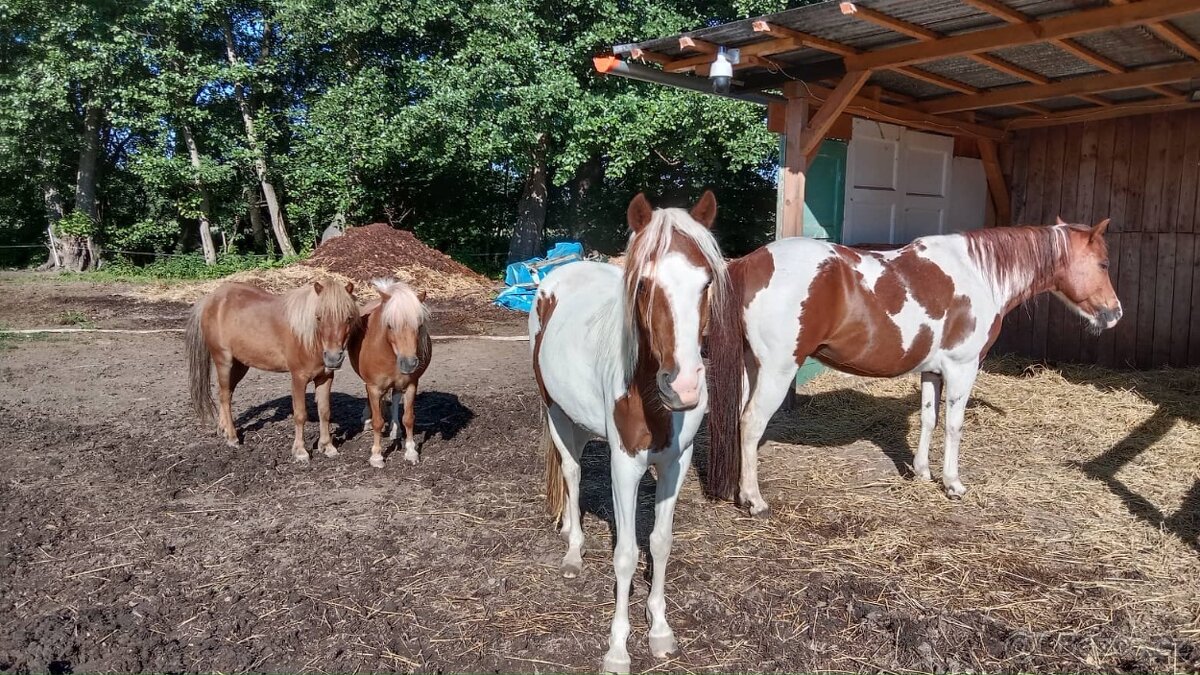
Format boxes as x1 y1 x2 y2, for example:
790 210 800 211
1 272 1198 673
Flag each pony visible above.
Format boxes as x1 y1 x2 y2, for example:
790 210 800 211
706 218 1122 516
186 280 359 461
348 278 431 467
533 191 731 673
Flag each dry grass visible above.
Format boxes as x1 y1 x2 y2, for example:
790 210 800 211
127 263 497 305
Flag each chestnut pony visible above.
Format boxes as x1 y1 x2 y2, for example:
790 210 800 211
348 278 431 468
186 280 359 461
534 192 731 673
706 219 1122 515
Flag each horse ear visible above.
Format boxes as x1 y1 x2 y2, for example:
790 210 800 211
627 193 653 232
691 190 718 229
1090 218 1111 242
1055 215 1067 225
345 282 354 295
313 281 324 295
417 290 428 303
376 287 392 304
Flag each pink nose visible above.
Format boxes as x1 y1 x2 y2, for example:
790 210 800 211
670 365 704 405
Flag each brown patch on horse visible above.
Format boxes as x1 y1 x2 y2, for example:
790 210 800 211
878 248 956 320
941 296 976 349
532 292 558 407
613 337 673 455
795 258 935 377
730 247 775 310
978 314 1005 363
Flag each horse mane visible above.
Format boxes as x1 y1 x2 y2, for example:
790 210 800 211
282 280 359 350
962 224 1078 303
371 278 429 330
617 206 730 377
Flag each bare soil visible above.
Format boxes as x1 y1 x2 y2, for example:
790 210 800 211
1 273 1198 674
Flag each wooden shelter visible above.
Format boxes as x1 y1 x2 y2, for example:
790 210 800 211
595 0 1200 368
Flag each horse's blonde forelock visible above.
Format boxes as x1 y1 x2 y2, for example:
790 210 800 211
283 280 359 350
371 277 429 330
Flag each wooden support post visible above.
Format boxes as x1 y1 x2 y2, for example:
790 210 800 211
977 139 1011 227
779 85 810 239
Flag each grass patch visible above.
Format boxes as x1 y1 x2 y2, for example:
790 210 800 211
66 252 308 282
57 310 95 329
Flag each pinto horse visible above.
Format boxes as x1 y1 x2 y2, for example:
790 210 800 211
534 192 731 673
186 280 359 461
706 219 1122 515
348 278 431 468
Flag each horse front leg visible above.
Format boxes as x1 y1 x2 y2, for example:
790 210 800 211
289 374 311 463
401 382 419 464
645 443 691 659
602 445 647 674
366 383 386 468
314 372 338 458
941 365 980 499
913 372 943 482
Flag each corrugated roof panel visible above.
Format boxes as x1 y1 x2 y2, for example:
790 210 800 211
920 55 1026 90
989 41 1100 80
866 69 953 99
1071 27 1191 68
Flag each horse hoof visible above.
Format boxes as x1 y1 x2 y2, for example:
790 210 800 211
225 438 240 448
601 651 631 674
323 446 339 458
749 504 771 520
369 455 386 469
913 470 932 482
404 450 419 465
649 632 678 658
945 483 967 499
561 556 582 579
293 451 310 463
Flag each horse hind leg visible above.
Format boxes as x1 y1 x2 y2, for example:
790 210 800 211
738 360 797 518
546 405 586 578
389 389 401 442
216 356 248 446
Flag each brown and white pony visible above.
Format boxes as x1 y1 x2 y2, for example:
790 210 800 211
186 281 359 461
533 192 731 673
348 278 431 468
706 219 1122 515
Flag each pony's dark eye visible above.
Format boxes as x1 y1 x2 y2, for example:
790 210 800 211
1099 260 1110 270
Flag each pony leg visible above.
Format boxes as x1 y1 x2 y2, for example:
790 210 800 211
401 383 419 464
389 390 401 441
366 383 386 468
546 405 586 577
289 374 311 463
215 356 246 446
314 373 338 458
913 372 943 482
739 363 797 517
602 446 646 674
645 444 691 659
941 365 980 498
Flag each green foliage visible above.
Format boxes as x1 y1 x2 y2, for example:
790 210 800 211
2 0 787 269
56 212 97 237
57 310 95 329
101 252 301 280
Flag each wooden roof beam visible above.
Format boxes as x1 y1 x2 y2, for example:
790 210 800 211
802 82 1007 140
678 36 718 54
799 70 871 156
1005 97 1200 128
844 0 1200 70
919 60 1200 113
1110 0 1200 61
840 2 1106 108
962 0 1187 101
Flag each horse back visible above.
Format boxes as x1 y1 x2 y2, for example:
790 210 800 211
200 282 301 373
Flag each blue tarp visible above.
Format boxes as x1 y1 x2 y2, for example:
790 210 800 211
494 241 584 312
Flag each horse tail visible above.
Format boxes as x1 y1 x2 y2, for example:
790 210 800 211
704 266 745 502
542 407 567 524
185 298 215 424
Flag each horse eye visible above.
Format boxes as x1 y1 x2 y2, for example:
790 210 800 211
1099 260 1110 270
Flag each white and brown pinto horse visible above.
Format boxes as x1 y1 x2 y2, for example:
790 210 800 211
534 192 732 673
706 219 1122 515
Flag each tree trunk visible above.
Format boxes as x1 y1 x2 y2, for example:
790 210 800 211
39 182 67 270
507 132 549 264
180 123 218 265
247 190 266 248
62 105 102 271
222 16 295 257
567 154 602 239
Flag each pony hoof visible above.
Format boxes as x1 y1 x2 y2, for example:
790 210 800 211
293 451 310 463
649 632 678 658
404 450 419 465
913 470 932 482
362 421 372 432
388 431 399 441
601 651 631 674
322 446 339 458
225 438 240 448
369 455 386 469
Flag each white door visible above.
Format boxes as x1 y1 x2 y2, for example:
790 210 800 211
843 119 956 245
843 119 902 245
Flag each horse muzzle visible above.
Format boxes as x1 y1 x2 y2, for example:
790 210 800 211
657 366 703 411
396 355 420 375
1095 304 1123 331
323 350 347 370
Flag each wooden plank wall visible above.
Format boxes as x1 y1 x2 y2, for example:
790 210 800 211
993 109 1200 369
